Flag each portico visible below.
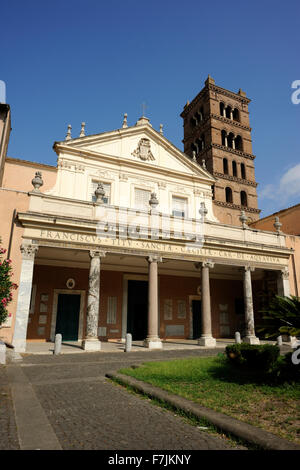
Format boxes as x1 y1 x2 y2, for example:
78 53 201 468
12 220 291 353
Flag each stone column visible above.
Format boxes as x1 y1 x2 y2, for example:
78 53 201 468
144 255 163 349
82 250 106 351
197 261 216 347
12 244 38 352
242 265 260 344
277 267 290 297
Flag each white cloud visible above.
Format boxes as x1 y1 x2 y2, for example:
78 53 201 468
259 163 300 204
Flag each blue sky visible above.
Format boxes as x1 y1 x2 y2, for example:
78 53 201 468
1 0 299 217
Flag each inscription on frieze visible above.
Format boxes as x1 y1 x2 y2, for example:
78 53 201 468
36 229 283 264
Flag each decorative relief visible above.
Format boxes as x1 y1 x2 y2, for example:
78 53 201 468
280 267 289 279
66 278 76 289
213 172 258 187
20 244 38 260
214 200 261 214
119 173 129 182
58 160 73 170
132 138 155 161
74 164 85 173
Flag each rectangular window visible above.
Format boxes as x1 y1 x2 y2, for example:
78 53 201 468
134 188 151 210
172 196 187 218
91 181 111 204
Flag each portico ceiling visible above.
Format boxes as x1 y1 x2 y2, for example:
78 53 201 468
34 246 267 280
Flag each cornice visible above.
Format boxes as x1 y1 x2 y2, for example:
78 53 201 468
54 139 216 185
183 114 251 140
191 143 255 161
181 84 250 118
213 172 258 188
213 200 261 214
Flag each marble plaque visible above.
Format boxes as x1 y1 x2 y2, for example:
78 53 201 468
98 327 107 336
165 325 185 336
37 326 45 336
177 300 186 319
163 299 173 320
41 294 49 302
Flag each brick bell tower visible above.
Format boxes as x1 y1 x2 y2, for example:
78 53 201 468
180 76 260 226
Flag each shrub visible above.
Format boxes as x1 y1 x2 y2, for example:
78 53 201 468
0 245 18 326
273 350 300 382
225 343 280 372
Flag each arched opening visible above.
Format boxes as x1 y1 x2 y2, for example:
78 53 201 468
227 132 234 148
223 158 228 174
225 187 233 203
232 160 237 177
233 108 240 122
221 130 227 146
235 135 243 151
190 117 197 128
225 106 232 119
240 191 247 207
220 102 225 117
241 163 246 179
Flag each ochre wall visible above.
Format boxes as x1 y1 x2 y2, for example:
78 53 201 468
0 158 57 343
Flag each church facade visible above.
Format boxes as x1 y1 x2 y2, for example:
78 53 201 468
0 78 295 352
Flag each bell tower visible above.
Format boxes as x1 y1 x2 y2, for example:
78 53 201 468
180 76 260 226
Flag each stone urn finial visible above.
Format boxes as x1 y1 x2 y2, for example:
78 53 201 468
159 124 163 135
31 171 43 192
199 202 208 219
274 216 282 233
192 151 196 162
239 210 248 229
149 192 159 210
122 113 128 128
202 159 206 169
94 183 105 204
79 122 86 137
65 124 72 140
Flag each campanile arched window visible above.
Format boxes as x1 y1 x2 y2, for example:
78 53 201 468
223 158 228 174
240 191 247 207
225 187 233 203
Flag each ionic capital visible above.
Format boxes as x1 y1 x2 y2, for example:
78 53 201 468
244 265 255 273
195 260 214 270
279 267 289 280
147 254 162 264
20 244 38 260
89 250 106 259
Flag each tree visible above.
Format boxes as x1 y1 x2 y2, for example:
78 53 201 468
0 246 18 326
258 295 300 339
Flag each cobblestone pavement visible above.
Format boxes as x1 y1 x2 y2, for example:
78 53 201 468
0 367 19 450
6 348 246 450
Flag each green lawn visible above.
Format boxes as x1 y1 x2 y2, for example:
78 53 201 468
120 355 300 444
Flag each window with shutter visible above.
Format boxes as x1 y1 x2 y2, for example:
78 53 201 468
134 188 151 210
90 181 111 204
172 196 187 217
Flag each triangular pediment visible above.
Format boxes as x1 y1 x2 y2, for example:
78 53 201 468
55 123 215 183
